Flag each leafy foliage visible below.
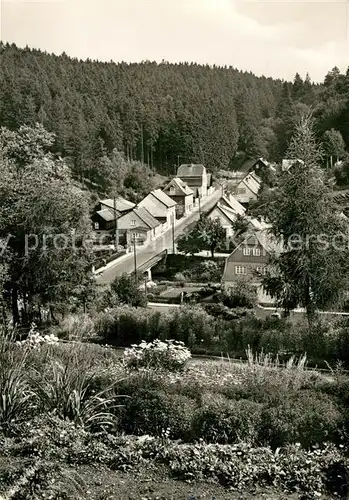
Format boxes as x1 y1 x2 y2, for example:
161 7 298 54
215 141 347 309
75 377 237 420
110 274 147 307
177 215 226 257
0 124 95 323
221 278 258 308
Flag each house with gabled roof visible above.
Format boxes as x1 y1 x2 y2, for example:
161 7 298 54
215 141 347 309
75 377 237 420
92 208 118 232
138 189 177 230
222 227 280 305
116 206 161 247
233 171 262 207
92 196 136 232
177 163 208 198
163 177 194 217
207 195 246 240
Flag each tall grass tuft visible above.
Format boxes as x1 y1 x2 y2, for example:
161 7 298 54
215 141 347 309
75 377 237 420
32 353 126 431
244 345 313 391
56 313 96 341
0 327 35 432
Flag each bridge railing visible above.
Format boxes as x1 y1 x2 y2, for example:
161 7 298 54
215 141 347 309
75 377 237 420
131 249 168 276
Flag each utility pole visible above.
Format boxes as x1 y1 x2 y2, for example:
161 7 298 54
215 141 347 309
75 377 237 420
198 195 201 216
172 214 175 254
133 234 137 281
113 195 119 249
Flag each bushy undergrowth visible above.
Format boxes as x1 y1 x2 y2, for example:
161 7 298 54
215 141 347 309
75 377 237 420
192 396 263 444
0 323 349 498
151 254 225 282
1 418 348 499
93 305 349 367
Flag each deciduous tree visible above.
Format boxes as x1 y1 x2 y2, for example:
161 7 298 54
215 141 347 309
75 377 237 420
177 215 226 258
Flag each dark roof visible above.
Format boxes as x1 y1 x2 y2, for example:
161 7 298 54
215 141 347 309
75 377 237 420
95 208 118 222
177 164 206 177
151 189 177 207
134 207 161 229
239 158 268 173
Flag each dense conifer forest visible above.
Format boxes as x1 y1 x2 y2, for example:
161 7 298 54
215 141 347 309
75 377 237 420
0 42 348 184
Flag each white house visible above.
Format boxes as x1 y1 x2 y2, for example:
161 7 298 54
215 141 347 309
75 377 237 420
233 171 262 206
138 189 177 230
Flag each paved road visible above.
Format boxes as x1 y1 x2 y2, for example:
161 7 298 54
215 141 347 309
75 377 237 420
96 188 222 285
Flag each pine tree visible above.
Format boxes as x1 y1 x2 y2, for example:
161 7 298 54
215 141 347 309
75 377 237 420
261 114 349 325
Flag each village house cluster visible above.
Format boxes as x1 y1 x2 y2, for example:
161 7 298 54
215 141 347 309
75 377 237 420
91 163 215 247
92 158 287 305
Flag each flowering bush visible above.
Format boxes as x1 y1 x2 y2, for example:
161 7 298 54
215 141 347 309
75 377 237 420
16 323 59 349
124 339 191 371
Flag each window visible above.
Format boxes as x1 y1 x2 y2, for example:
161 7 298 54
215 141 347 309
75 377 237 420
170 187 175 195
131 219 136 226
256 266 266 275
133 233 140 238
253 248 261 256
94 222 99 230
235 266 247 275
237 188 246 194
243 247 251 256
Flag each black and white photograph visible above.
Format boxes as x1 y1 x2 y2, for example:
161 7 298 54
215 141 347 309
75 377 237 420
0 0 349 498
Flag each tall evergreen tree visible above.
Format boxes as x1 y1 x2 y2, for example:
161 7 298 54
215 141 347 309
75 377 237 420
260 114 349 325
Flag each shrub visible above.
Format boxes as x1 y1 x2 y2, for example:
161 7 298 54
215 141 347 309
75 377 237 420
119 388 196 439
260 390 343 449
124 339 191 371
160 440 348 497
221 279 257 309
174 272 186 282
191 395 263 444
110 274 147 307
166 306 215 346
94 307 159 346
196 260 222 282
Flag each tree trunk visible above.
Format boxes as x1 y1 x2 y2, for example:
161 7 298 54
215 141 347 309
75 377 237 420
211 246 215 258
49 305 57 324
304 281 316 329
11 286 19 325
37 304 42 326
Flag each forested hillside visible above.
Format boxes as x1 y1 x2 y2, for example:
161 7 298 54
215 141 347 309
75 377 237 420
0 42 348 184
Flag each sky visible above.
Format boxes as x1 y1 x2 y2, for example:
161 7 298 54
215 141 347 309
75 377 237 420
1 0 348 82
